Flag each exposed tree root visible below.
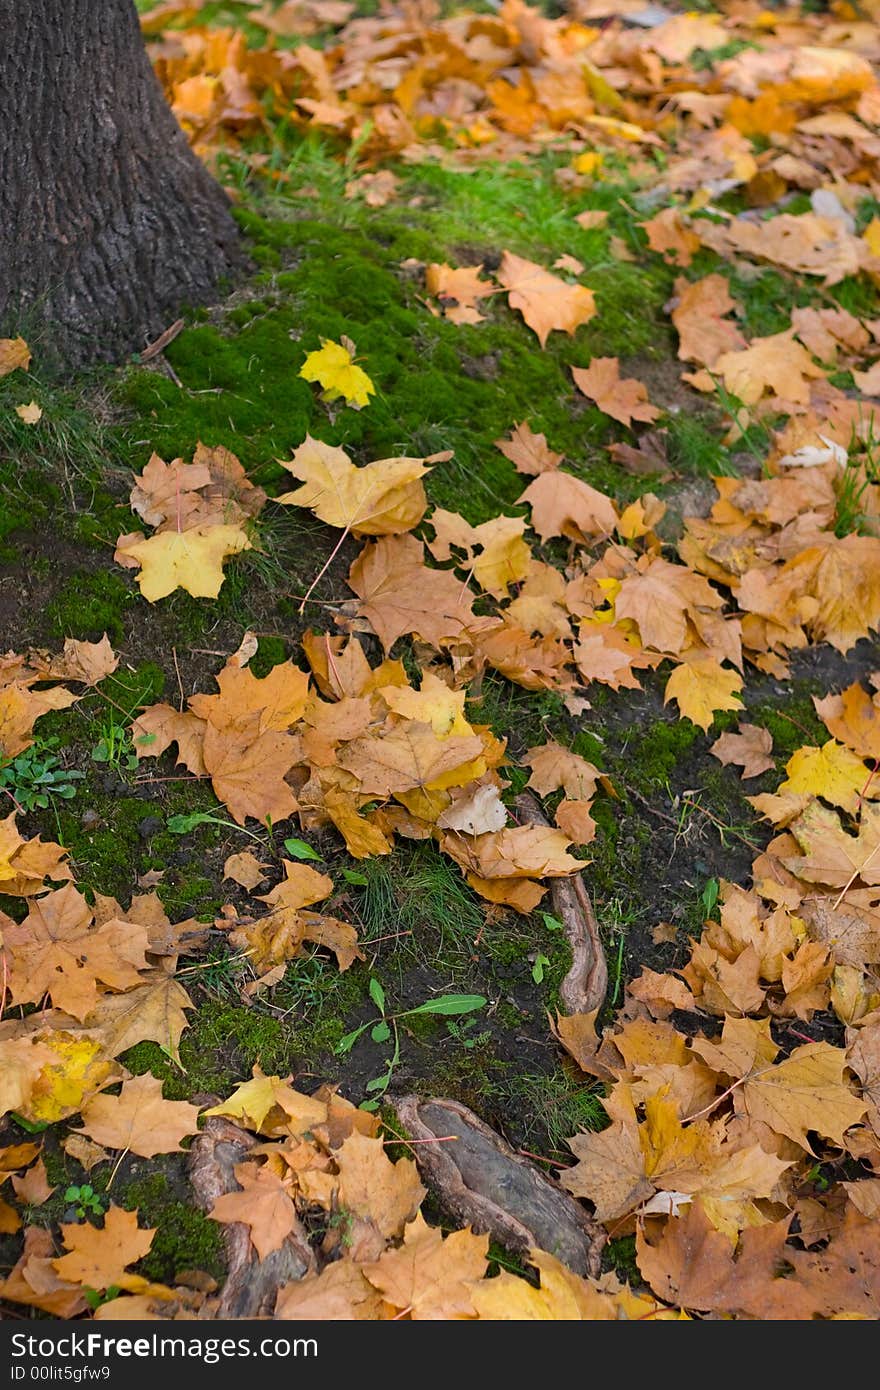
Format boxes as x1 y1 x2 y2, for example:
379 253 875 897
188 1117 314 1318
393 1095 605 1277
516 790 608 1015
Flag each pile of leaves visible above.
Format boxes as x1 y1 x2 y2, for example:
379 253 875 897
7 0 880 1322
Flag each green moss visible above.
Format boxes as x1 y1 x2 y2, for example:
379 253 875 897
603 1234 640 1285
250 633 288 678
120 1172 226 1284
122 998 294 1099
748 690 827 759
46 569 131 644
624 716 701 791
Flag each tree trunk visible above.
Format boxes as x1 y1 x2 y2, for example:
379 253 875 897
0 0 246 372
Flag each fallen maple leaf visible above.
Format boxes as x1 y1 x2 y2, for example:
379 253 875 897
348 534 475 652
517 471 617 543
0 338 31 377
53 1206 155 1291
425 263 494 325
363 1212 489 1319
275 435 430 535
494 421 564 476
496 250 596 348
115 524 252 601
779 740 869 813
710 723 774 779
209 1160 298 1260
671 274 746 367
299 337 374 408
572 358 660 428
664 658 743 730
76 1074 202 1158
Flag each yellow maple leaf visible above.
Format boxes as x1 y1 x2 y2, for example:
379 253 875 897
276 435 428 535
664 658 743 730
24 1034 120 1125
779 740 869 813
299 338 375 409
0 338 31 378
115 524 251 601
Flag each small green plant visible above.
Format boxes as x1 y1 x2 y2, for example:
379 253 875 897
91 718 138 773
166 809 264 843
700 876 720 919
83 1285 121 1311
336 978 486 1111
445 1017 492 1051
283 836 323 861
530 951 551 985
0 740 84 813
64 1184 106 1220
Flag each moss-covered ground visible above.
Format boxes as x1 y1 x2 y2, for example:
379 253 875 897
3 0 880 1301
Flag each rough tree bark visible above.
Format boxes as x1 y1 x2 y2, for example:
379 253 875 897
0 0 246 371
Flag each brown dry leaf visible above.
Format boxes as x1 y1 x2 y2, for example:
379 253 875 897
53 1206 156 1291
130 703 207 774
442 823 584 881
0 338 31 376
335 1132 425 1240
784 1206 880 1317
614 555 725 655
275 435 430 536
636 1202 818 1318
190 659 309 734
700 213 864 287
275 1259 382 1320
14 400 40 424
575 210 608 231
364 1212 489 1319
524 742 602 801
202 718 299 827
517 471 617 543
784 802 880 889
229 861 361 973
737 1041 867 1153
709 331 825 407
339 722 483 798
62 1134 111 1173
710 723 774 779
10 1157 55 1207
561 1090 653 1223
0 813 71 896
814 682 880 761
209 1160 298 1261
4 886 149 1021
641 208 700 267
671 274 746 367
76 1074 202 1158
0 1227 87 1317
344 170 398 208
791 306 868 364
425 263 494 325
349 534 475 652
427 511 530 598
496 250 596 348
223 850 271 889
82 975 194 1063
571 358 660 428
493 421 564 476
664 658 743 731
